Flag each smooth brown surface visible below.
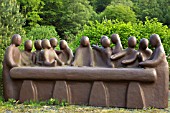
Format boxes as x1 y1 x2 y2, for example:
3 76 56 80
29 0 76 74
89 82 108 106
127 82 145 108
19 80 38 103
10 67 156 82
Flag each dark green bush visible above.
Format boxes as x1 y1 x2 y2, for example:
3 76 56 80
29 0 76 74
69 18 170 57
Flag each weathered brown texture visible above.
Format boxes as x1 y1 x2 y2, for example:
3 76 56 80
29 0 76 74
9 67 158 108
19 80 38 103
138 38 152 63
41 39 64 66
93 37 114 67
111 34 123 54
32 40 43 65
58 40 73 65
10 67 156 82
21 40 33 66
71 36 93 67
2 33 169 109
127 82 145 108
139 34 169 108
111 36 139 68
2 34 23 101
52 81 69 102
89 82 108 106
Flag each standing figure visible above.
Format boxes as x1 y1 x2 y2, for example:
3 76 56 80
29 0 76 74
71 36 93 67
111 36 138 68
139 34 169 108
138 38 152 63
92 38 113 67
21 40 33 66
32 40 43 65
41 39 64 67
3 34 22 100
58 40 73 65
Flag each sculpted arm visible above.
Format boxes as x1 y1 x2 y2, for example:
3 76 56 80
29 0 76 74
110 51 126 60
67 48 74 64
6 47 19 67
122 53 138 65
139 52 164 67
88 45 94 67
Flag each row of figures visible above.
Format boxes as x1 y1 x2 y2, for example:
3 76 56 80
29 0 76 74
3 33 166 68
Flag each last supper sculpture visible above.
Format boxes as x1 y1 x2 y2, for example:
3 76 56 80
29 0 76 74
2 33 169 108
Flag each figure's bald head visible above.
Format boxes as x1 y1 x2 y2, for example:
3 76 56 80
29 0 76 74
50 38 58 49
80 36 90 47
60 40 68 50
34 40 42 50
128 36 136 48
11 34 22 46
111 34 120 44
150 34 161 47
100 36 108 45
42 39 51 49
102 38 110 48
139 38 149 50
24 40 33 52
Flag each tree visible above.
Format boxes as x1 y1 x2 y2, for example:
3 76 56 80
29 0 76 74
100 4 136 23
41 0 96 39
17 0 44 27
0 0 25 65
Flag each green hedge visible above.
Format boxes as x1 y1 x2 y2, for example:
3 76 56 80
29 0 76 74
69 18 170 57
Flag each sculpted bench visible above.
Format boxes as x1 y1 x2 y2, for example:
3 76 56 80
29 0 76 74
9 67 162 108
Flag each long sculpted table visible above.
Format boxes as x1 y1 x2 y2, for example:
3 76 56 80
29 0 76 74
8 67 163 108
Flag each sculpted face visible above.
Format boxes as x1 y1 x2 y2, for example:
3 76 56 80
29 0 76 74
50 38 58 48
111 34 119 44
11 34 22 46
102 38 110 48
100 36 109 44
128 36 136 48
34 40 42 50
24 40 33 52
139 38 148 50
42 39 51 49
80 36 90 47
150 34 160 47
60 40 67 50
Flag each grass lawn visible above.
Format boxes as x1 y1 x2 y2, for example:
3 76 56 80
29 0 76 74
0 95 169 113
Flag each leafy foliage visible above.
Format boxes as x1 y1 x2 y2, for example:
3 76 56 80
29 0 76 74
69 18 170 56
100 4 136 23
0 0 25 67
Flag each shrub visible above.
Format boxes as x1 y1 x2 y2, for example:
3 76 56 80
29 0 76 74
69 18 170 57
23 25 60 50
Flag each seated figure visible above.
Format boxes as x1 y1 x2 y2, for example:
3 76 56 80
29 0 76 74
110 34 123 67
139 34 169 108
58 40 73 65
50 38 62 55
3 34 22 100
111 34 123 54
111 36 138 68
41 39 64 67
139 34 168 68
92 38 113 67
32 40 43 65
21 40 33 66
71 36 93 67
138 38 152 63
